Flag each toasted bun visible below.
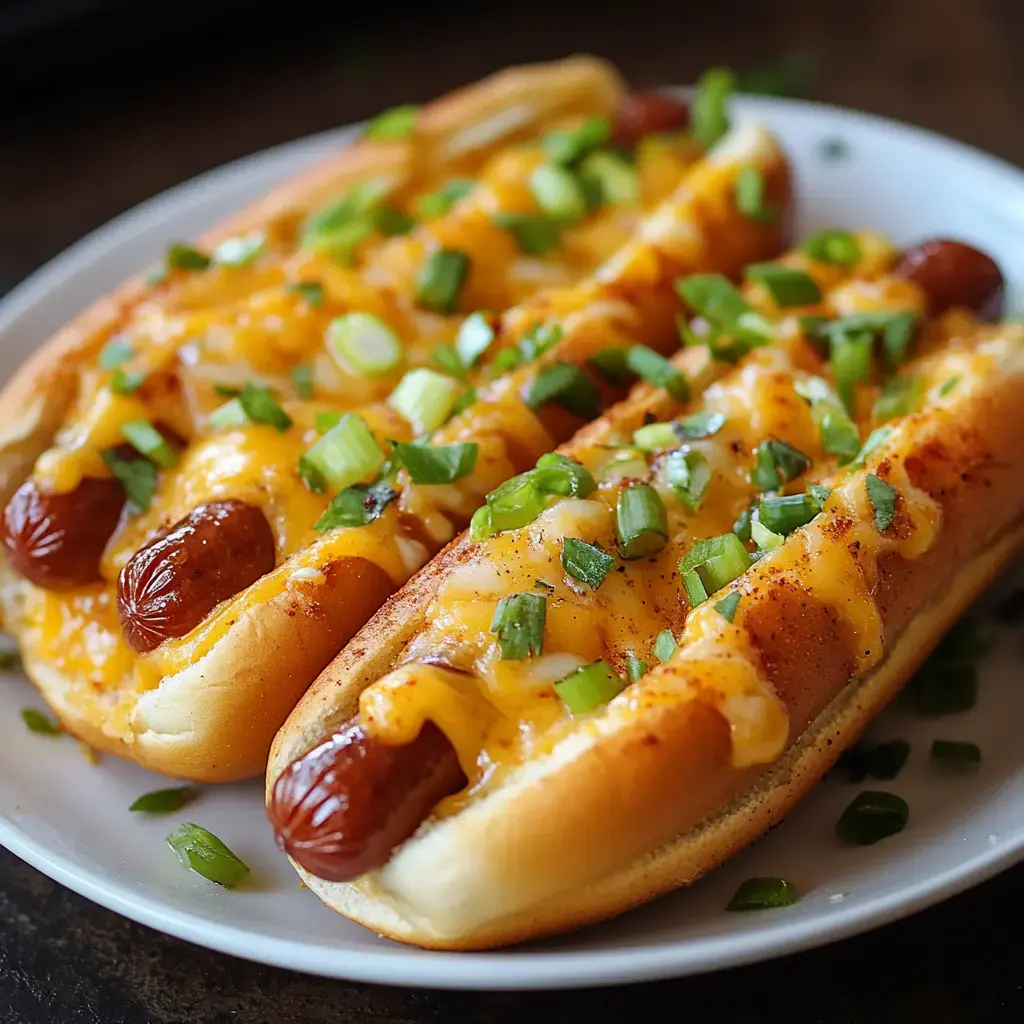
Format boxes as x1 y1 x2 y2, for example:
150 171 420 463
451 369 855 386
268 331 1024 948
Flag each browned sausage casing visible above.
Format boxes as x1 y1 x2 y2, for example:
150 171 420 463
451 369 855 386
895 238 1005 321
611 92 690 146
117 499 276 653
2 477 125 589
268 720 464 882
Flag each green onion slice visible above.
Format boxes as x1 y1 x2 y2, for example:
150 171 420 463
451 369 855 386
207 398 248 431
625 654 648 682
633 422 679 451
665 449 711 512
111 369 147 395
680 532 750 605
99 335 134 369
758 492 822 535
616 483 669 559
415 249 470 314
938 375 960 397
802 229 861 267
430 344 467 382
518 322 564 362
493 212 561 255
794 377 861 464
715 591 742 622
734 166 776 223
286 281 325 307
237 382 292 432
751 439 810 491
130 786 196 814
865 473 897 532
291 363 314 400
751 516 784 552
102 450 158 513
299 413 383 494
213 231 265 267
726 877 798 911
165 243 211 271
21 708 61 735
414 178 475 219
373 204 415 237
678 410 727 439
365 104 418 140
930 739 981 770
553 659 624 714
388 368 462 433
525 362 602 420
529 164 589 224
654 629 677 664
835 791 909 845
692 66 735 150
580 150 640 206
484 473 548 534
626 346 689 401
167 823 251 888
830 332 874 413
490 593 547 660
745 263 821 307
732 505 753 542
455 311 496 368
588 347 631 385
327 312 404 377
315 481 398 531
121 419 177 468
542 116 610 165
561 537 615 590
850 426 893 469
533 452 597 498
393 441 477 484
872 375 922 423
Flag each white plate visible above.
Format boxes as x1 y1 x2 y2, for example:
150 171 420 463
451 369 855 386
1 93 1023 992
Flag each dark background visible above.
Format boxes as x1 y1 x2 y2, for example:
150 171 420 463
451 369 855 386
1 0 1023 1020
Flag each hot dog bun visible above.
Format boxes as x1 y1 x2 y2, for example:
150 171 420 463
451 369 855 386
267 247 1023 947
0 60 791 782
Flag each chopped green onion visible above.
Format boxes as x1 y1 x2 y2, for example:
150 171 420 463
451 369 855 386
676 273 751 325
490 593 546 660
835 791 909 846
167 823 250 888
851 426 893 469
678 410 728 439
393 441 477 484
207 398 248 431
493 212 561 255
553 659 624 714
692 66 735 149
430 344 468 382
542 116 610 165
111 369 147 395
865 473 897 532
579 150 640 206
415 249 470 314
616 483 668 559
654 629 677 664
414 178 475 219
299 413 383 494
455 311 496 368
795 377 861 464
484 473 547 533
373 204 415 237
529 164 589 224
130 786 196 814
291 363 314 400
745 263 821 307
533 452 597 498
301 179 390 262
930 739 981 771
751 439 810 491
99 335 134 369
213 231 265 267
21 708 61 735
872 375 922 423
679 532 750 605
625 654 648 682
909 663 977 716
665 449 711 512
165 243 211 271
388 368 462 433
326 312 403 377
600 452 649 483
726 877 797 911
751 517 784 551
881 312 917 371
715 591 742 622
238 382 292 432
121 419 177 468
835 739 910 782
518 322 564 362
830 332 874 412
561 537 615 590
525 362 602 419
286 281 325 307
938 375 960 397
365 104 418 140
469 505 493 541
588 346 631 385
810 484 831 504
633 422 679 450
315 481 398 531
801 229 861 267
102 450 158 513
734 166 776 223
732 505 753 542
758 492 821 535
626 346 689 401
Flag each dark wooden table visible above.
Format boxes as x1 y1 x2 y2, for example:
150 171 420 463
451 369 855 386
2 1 1022 1020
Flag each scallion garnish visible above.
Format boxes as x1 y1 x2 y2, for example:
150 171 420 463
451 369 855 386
102 450 158 513
794 377 861 464
616 483 668 560
579 150 640 206
745 263 821 306
414 178 474 219
665 449 711 512
291 363 314 400
751 439 810 492
130 786 196 814
315 481 398 531
373 204 415 237
809 484 831 504
680 532 750 606
393 441 477 484
455 311 496 368
542 116 610 165
801 229 861 267
830 332 873 413
930 739 981 771
121 420 177 468
865 473 897 532
835 791 909 845
213 231 265 267
654 629 677 664
553 660 624 714
588 347 631 385
21 708 61 735
633 422 679 450
431 344 468 382
751 516 784 552
734 166 776 223
165 242 211 271
99 335 134 369
715 591 741 622
415 249 470 314
675 273 773 361
758 492 822 535
482 473 547 534
365 104 418 140
493 212 561 255
490 593 547 661
286 280 325 307
111 369 147 395
626 346 689 401
938 375 960 397
625 654 648 682
388 367 462 433
525 362 602 419
301 179 389 262
299 413 383 494
872 375 922 423
518 322 564 362
679 410 728 439
167 823 250 888
691 66 735 149
238 382 292 432
561 537 615 590
529 164 589 224
732 505 753 542
726 877 797 911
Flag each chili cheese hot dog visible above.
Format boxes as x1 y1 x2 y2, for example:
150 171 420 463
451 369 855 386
0 61 791 782
266 234 1019 949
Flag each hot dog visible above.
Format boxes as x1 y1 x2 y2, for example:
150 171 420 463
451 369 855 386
0 60 792 782
266 234 1021 947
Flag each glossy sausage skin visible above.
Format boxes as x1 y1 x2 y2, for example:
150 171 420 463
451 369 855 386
2 477 125 589
268 719 465 882
611 91 690 146
117 499 276 653
895 239 1004 322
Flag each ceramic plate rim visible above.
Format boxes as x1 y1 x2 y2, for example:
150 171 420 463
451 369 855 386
1 91 1023 991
